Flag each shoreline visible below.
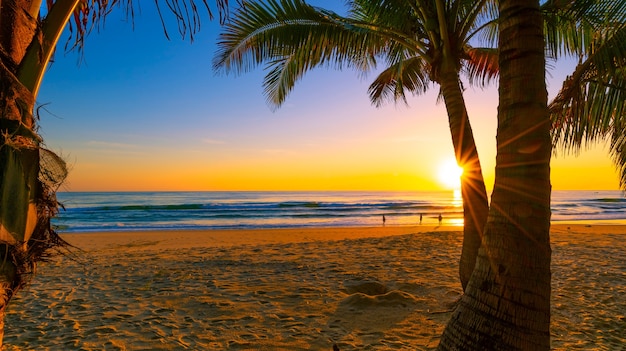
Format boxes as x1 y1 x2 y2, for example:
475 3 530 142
59 222 626 252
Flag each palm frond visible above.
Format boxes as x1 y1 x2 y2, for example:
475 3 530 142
463 47 498 87
214 0 333 73
461 0 498 50
347 0 433 57
551 66 626 146
260 30 377 107
542 0 626 58
590 25 626 76
453 0 491 47
551 21 626 148
263 56 300 108
214 0 384 107
368 56 431 107
62 0 231 53
214 0 437 107
544 3 626 189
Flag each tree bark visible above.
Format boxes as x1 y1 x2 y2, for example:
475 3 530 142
439 71 490 292
0 0 39 69
0 1 43 347
437 0 552 349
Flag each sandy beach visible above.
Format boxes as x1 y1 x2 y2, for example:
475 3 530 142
3 224 625 350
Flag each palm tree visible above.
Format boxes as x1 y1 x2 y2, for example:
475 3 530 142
437 0 552 348
214 0 498 291
0 0 231 345
549 3 626 186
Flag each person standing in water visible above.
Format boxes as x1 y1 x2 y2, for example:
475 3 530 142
382 215 386 226
438 213 442 225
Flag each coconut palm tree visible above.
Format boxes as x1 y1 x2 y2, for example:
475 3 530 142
437 0 552 348
549 4 626 187
214 0 497 292
0 0 232 345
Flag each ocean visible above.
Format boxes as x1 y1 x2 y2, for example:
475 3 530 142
53 190 626 233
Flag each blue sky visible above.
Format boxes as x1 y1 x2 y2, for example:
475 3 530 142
36 1 619 191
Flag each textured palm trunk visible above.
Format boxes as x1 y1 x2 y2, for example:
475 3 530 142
439 72 489 292
0 65 41 350
437 0 552 349
0 0 44 347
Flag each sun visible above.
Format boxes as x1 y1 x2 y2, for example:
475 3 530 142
438 159 464 189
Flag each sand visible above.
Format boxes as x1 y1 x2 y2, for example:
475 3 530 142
3 224 625 350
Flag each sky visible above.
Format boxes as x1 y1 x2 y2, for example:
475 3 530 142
36 1 620 192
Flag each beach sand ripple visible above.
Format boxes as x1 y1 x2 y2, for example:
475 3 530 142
3 226 626 350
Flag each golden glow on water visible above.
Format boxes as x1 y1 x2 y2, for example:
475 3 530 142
448 218 464 226
450 189 464 226
453 189 462 204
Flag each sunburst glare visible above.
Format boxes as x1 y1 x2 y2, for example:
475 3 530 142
438 159 464 190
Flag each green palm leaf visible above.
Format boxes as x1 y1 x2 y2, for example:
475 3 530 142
214 0 433 106
550 18 626 187
368 57 431 106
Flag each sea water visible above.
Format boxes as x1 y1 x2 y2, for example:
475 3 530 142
52 190 626 233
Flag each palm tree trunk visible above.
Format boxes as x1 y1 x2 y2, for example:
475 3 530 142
0 1 45 347
0 61 41 349
437 0 552 349
439 71 489 292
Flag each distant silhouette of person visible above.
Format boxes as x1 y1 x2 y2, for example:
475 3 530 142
438 213 442 225
382 215 386 226
419 213 423 224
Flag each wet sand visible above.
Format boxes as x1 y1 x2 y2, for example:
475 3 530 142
4 224 625 350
